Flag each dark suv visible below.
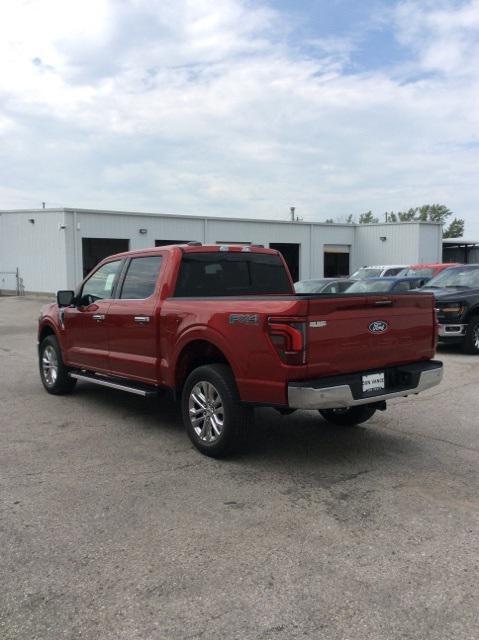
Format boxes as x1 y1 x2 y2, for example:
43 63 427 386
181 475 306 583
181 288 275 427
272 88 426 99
423 265 479 354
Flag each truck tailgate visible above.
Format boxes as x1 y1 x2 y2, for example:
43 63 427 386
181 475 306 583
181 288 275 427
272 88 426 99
305 293 436 378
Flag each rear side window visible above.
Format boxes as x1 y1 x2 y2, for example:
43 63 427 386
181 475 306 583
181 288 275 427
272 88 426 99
174 252 292 296
120 256 163 299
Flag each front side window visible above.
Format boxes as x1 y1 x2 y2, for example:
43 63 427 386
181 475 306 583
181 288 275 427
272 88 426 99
174 252 292 297
82 260 122 302
120 256 163 299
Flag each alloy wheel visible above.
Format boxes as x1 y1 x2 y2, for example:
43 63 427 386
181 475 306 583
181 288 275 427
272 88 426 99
188 381 224 443
42 345 58 387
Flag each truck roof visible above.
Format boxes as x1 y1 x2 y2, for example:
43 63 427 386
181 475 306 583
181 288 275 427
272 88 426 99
106 243 277 260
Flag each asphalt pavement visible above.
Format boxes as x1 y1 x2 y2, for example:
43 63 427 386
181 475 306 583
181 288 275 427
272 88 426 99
1 296 478 640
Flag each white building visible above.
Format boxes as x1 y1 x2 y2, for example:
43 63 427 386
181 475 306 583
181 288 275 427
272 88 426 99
0 207 442 294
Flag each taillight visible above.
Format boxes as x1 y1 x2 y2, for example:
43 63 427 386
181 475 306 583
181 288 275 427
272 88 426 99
268 317 307 365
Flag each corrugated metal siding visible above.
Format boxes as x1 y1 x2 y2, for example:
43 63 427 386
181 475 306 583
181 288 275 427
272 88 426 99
0 209 442 292
353 223 441 270
0 211 68 293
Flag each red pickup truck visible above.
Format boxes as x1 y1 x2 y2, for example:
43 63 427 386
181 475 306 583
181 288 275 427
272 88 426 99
38 243 443 457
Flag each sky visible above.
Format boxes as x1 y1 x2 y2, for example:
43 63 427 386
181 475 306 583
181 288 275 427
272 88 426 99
1 0 478 236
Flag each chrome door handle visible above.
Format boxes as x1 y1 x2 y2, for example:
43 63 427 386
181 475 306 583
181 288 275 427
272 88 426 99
375 300 393 306
92 314 105 321
134 316 150 324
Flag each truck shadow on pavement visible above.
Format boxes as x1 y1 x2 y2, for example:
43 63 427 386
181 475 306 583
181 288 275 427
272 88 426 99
71 383 420 471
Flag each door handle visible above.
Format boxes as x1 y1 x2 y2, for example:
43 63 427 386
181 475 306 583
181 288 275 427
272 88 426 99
134 316 150 324
375 300 393 306
92 314 105 321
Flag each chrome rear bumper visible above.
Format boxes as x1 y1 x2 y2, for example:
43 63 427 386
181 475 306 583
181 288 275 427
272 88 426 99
288 361 443 410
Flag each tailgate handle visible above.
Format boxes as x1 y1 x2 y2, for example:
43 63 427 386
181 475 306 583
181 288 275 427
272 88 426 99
375 300 393 306
134 316 150 324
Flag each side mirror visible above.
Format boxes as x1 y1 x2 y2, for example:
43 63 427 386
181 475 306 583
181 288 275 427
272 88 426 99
57 290 75 307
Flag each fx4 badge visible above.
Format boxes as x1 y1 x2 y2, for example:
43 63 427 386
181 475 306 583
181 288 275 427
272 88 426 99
229 313 258 325
369 320 388 334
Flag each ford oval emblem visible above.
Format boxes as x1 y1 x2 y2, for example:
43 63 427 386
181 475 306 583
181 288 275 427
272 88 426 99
369 320 388 334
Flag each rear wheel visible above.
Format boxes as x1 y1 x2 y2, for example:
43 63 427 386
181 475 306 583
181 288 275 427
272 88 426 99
462 317 479 355
181 364 251 458
319 405 376 426
39 335 77 395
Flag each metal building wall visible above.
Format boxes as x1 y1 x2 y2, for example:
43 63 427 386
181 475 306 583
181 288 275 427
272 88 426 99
353 222 442 270
0 210 69 293
69 209 356 286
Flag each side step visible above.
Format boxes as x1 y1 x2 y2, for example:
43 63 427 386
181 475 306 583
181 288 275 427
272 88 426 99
69 372 158 397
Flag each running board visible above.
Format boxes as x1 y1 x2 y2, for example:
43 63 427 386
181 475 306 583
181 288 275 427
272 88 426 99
69 372 158 397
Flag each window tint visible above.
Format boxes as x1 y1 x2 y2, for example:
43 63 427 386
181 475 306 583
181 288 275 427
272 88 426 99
82 260 122 301
384 268 404 276
120 256 163 299
174 252 292 297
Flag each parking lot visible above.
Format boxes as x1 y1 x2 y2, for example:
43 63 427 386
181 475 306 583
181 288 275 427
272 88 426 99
1 295 478 640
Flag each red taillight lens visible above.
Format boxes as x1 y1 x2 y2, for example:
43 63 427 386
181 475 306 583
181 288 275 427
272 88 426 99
268 318 307 365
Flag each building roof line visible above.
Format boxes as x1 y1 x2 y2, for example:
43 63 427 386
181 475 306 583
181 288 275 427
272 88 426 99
0 207 442 228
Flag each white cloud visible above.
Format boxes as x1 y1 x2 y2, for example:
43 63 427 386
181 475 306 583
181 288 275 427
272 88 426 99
0 0 478 236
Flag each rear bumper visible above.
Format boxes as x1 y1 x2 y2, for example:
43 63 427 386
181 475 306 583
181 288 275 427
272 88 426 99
288 360 443 410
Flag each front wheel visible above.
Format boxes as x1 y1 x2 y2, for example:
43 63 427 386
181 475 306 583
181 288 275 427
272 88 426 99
39 335 77 395
181 364 251 458
462 317 479 354
319 405 376 427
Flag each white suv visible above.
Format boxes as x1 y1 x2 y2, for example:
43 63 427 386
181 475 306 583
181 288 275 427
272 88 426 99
351 265 408 279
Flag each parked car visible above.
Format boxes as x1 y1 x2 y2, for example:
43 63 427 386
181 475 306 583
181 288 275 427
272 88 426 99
403 263 460 278
345 276 429 294
294 278 354 294
38 243 443 457
350 265 408 279
422 264 479 354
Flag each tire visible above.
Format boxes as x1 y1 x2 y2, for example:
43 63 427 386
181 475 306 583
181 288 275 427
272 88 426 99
39 335 77 395
319 405 376 427
462 317 479 355
181 364 251 458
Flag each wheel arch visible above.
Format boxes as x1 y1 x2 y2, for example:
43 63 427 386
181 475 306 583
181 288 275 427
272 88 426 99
465 305 479 322
38 322 57 344
174 339 235 392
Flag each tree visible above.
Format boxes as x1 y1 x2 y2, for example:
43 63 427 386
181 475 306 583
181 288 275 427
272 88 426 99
345 214 354 224
385 203 465 237
324 218 334 223
359 210 379 224
443 218 465 238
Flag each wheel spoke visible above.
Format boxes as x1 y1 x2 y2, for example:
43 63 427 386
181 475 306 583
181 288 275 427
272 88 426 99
188 380 225 444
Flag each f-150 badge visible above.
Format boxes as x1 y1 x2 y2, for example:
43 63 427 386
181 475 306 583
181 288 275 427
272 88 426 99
229 314 258 325
309 320 327 328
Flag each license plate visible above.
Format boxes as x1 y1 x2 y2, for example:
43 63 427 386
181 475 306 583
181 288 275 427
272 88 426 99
362 372 385 393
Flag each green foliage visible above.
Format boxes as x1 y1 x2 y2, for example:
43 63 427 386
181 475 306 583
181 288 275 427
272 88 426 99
443 218 465 238
359 211 379 224
324 218 334 223
323 205 464 235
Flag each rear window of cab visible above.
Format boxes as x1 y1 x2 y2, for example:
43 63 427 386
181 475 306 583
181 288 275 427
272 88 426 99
174 252 292 296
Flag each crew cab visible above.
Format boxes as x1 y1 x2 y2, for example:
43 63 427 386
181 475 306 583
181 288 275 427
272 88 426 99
423 264 479 354
38 243 443 457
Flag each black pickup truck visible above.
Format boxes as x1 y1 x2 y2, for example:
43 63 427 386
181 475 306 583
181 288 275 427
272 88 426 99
423 264 479 354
